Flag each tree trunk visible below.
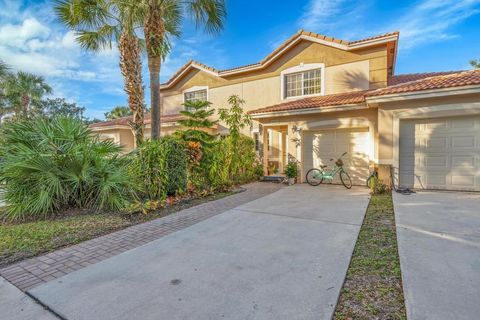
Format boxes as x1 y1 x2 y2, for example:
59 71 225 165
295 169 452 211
144 1 164 140
21 94 30 118
118 31 145 146
149 57 161 140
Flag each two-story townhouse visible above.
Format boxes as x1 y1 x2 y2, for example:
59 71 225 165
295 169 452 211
91 29 480 191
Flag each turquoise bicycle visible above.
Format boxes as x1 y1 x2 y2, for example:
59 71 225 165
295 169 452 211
306 152 353 189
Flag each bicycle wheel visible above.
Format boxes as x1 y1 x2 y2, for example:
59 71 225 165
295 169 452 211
340 170 353 189
306 168 324 186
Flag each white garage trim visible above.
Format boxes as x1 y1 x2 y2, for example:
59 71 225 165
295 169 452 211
392 102 480 189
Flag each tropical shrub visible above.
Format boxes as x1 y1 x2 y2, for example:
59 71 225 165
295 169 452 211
285 162 299 179
205 135 261 190
0 117 134 221
176 100 218 145
130 137 187 200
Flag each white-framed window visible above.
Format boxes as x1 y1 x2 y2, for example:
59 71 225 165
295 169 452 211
184 89 207 103
280 63 325 99
183 86 209 111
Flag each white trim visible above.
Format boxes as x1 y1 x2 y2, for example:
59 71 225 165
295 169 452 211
366 85 480 103
280 63 326 100
250 103 367 119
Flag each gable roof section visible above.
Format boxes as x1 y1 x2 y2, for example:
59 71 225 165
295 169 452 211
249 70 480 115
161 30 399 89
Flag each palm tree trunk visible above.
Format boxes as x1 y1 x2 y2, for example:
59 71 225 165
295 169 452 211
144 1 164 140
118 31 145 146
149 57 161 139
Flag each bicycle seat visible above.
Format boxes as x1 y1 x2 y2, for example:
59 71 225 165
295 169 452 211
320 165 328 169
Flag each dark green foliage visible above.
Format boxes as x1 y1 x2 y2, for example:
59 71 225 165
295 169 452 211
38 98 85 119
284 162 299 179
176 100 218 145
104 106 132 120
200 135 261 190
0 117 134 221
131 137 187 200
470 59 480 69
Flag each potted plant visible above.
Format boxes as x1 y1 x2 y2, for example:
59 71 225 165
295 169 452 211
285 162 298 186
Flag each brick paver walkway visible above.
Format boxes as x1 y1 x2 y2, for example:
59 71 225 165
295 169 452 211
0 182 282 292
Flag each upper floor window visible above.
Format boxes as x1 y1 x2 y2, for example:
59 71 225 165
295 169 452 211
184 89 207 103
281 63 325 99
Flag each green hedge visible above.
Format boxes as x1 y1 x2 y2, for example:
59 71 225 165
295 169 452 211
191 135 262 191
131 137 187 200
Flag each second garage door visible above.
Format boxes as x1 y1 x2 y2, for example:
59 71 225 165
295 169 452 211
399 116 480 191
303 128 370 185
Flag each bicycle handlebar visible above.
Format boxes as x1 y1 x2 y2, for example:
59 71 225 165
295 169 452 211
330 152 348 161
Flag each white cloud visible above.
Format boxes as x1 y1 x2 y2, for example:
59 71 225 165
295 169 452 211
0 17 50 47
388 0 480 49
298 0 347 31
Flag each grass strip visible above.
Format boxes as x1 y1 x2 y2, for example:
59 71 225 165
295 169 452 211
334 193 406 320
0 191 235 268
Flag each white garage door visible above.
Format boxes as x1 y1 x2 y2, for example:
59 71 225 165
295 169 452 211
303 128 370 185
399 116 480 191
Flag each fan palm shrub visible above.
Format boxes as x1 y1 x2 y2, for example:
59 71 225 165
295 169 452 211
0 117 134 221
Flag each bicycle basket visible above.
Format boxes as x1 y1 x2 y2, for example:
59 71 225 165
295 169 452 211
335 158 344 167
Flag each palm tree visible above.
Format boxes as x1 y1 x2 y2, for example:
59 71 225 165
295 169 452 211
142 0 226 139
105 105 132 120
3 71 52 118
55 0 146 145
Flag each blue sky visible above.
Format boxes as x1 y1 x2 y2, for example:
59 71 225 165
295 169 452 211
1 0 479 119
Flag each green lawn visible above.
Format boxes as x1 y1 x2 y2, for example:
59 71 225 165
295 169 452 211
0 191 236 268
334 193 407 320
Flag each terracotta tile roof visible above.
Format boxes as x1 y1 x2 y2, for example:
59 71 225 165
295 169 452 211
89 113 184 129
248 90 368 115
249 70 480 115
371 70 480 96
348 31 399 44
388 71 463 86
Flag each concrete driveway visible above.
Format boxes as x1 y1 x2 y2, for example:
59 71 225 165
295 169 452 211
394 191 480 320
29 184 370 320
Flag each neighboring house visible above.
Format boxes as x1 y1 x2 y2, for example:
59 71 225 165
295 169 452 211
91 29 480 191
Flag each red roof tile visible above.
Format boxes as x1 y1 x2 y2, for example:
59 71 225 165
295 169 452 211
371 70 480 96
89 113 184 129
249 70 480 115
388 71 463 86
248 90 368 115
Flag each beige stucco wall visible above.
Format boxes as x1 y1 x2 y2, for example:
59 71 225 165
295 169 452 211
94 127 135 151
